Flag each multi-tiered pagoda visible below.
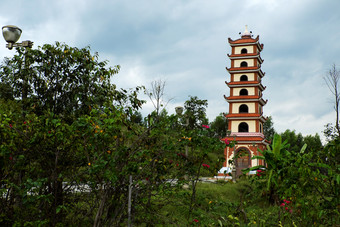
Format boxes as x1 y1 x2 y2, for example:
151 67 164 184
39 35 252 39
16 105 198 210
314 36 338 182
219 26 269 177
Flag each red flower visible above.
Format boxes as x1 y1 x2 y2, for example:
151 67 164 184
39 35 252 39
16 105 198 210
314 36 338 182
202 163 210 168
285 207 288 210
280 203 285 207
224 138 230 145
193 219 199 223
24 121 27 124
202 124 209 129
9 124 12 128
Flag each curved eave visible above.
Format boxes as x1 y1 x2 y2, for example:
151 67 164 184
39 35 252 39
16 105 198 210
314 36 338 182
228 36 263 51
223 136 265 142
226 114 267 123
226 67 265 78
226 81 266 91
225 96 268 106
227 54 264 64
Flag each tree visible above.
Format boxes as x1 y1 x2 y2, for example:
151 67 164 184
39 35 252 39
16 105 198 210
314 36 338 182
0 44 226 226
0 42 121 122
0 43 143 226
303 133 323 152
183 96 208 130
210 113 228 138
280 129 304 153
324 64 340 139
146 79 173 117
263 116 275 142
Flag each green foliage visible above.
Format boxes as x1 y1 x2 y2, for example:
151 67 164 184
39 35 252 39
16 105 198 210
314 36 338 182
243 134 339 226
263 115 275 141
210 112 228 138
0 43 226 226
0 42 122 121
183 96 209 130
280 129 304 153
324 123 339 142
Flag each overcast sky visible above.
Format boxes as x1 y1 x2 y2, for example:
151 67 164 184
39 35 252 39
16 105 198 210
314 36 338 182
1 0 339 142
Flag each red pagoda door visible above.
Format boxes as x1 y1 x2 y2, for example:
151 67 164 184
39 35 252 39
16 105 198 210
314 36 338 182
236 149 250 177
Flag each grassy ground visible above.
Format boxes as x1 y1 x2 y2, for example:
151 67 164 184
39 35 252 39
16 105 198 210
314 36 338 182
144 179 262 226
137 178 300 226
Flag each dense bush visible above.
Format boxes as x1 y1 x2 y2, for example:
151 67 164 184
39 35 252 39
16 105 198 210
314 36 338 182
0 44 225 226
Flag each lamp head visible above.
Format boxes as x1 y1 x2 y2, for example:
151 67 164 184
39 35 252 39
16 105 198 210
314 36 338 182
2 25 22 44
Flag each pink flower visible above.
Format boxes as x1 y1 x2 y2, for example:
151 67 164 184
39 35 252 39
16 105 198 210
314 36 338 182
289 209 293 213
202 163 210 168
224 138 230 145
280 203 285 207
285 207 288 210
202 124 209 129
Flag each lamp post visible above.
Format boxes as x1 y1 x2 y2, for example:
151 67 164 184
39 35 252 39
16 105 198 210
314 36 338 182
2 25 34 116
2 25 33 49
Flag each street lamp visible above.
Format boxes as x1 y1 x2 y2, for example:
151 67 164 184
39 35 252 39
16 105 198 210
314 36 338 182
2 25 34 116
2 25 33 49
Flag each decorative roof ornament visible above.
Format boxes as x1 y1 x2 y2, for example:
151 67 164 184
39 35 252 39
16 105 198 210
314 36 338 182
239 25 252 38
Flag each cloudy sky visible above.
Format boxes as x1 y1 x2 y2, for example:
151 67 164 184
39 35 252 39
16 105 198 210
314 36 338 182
1 0 339 142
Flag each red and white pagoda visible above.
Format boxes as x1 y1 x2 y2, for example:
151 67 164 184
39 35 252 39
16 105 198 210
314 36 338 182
219 26 269 177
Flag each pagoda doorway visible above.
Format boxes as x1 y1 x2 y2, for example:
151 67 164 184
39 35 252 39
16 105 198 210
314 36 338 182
235 148 251 177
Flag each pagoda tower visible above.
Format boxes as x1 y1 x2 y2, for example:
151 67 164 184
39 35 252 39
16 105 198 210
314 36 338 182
219 26 269 177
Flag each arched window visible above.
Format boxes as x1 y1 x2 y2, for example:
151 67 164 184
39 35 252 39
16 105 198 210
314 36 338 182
239 104 248 113
241 48 248 54
239 89 248 96
240 61 248 67
238 122 249 132
240 75 248 81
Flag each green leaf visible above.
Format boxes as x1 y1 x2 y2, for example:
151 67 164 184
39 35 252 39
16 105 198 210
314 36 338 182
300 144 307 153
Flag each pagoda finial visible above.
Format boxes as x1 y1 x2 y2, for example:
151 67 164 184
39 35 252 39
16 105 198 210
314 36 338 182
241 25 252 37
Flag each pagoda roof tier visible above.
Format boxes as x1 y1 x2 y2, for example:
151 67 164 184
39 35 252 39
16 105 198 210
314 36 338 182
226 66 265 78
223 133 269 145
224 95 268 106
228 35 264 51
225 113 267 123
225 81 266 91
227 53 264 64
